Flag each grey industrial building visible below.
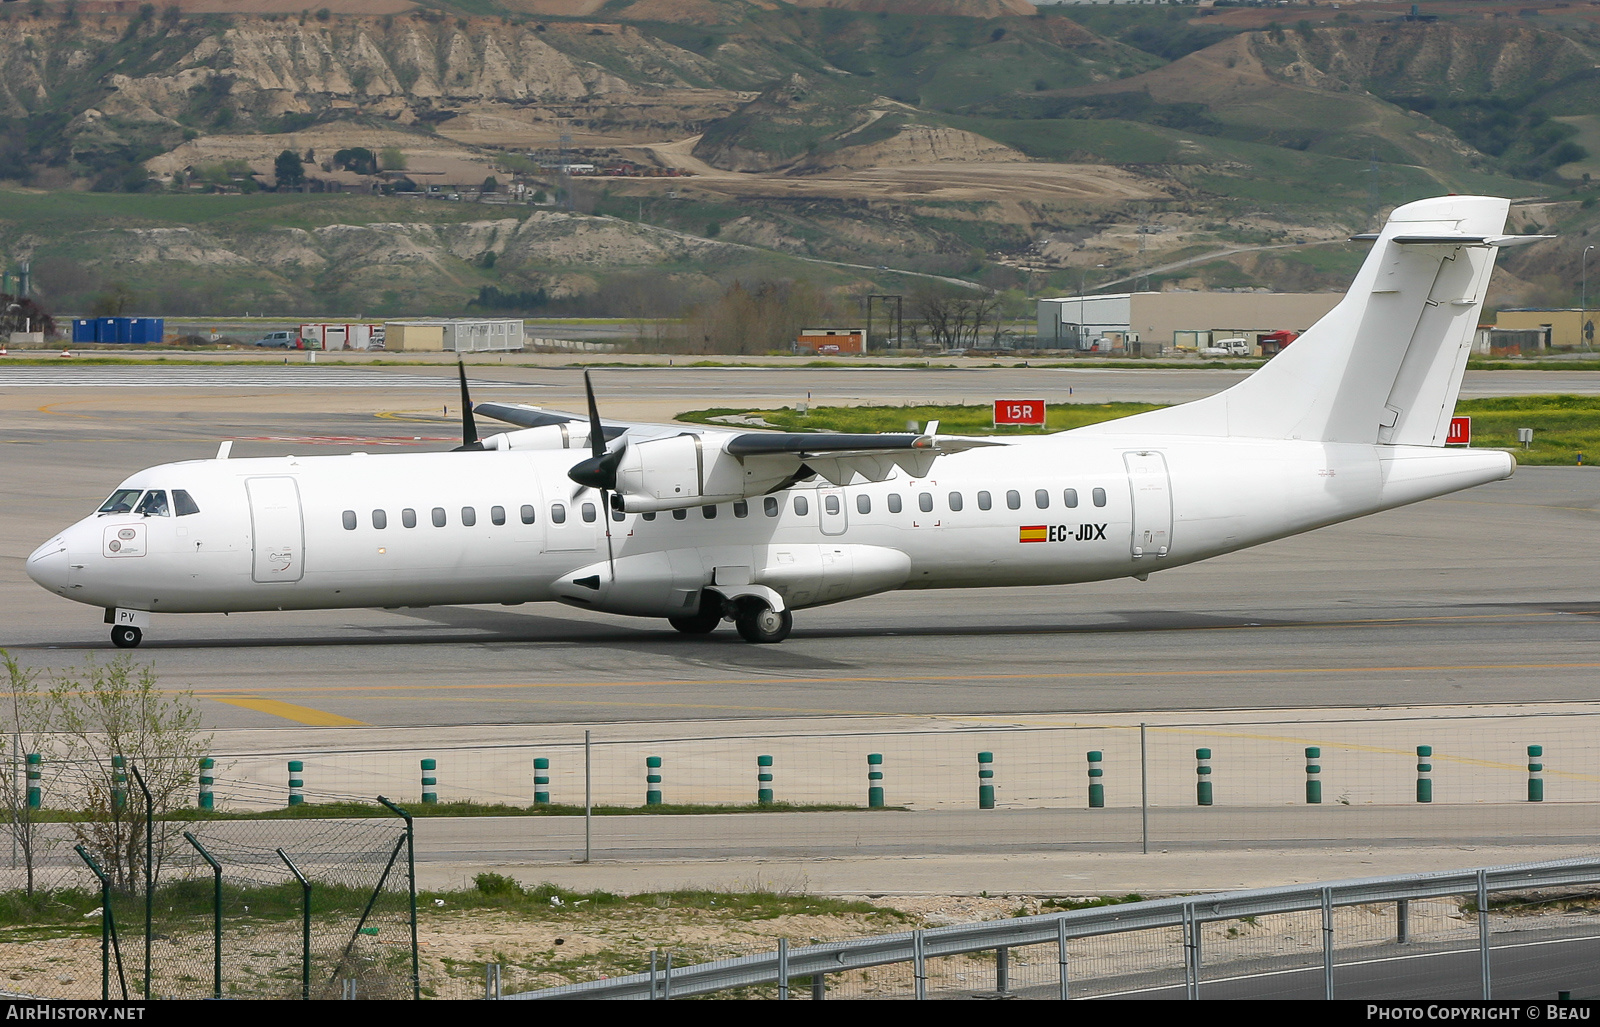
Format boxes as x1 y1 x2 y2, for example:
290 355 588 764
1037 291 1343 354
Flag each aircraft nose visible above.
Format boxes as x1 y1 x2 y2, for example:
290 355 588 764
26 537 69 595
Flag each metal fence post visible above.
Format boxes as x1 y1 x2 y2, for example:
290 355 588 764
913 929 926 999
812 972 826 1000
377 796 420 1000
1183 903 1200 1000
584 731 592 863
129 764 153 1001
996 946 1009 997
1397 899 1409 944
486 963 501 1000
278 848 312 1000
75 845 127 1001
649 949 658 999
1057 916 1070 1001
1140 723 1149 854
1478 868 1491 999
777 937 788 1000
1321 886 1334 1000
183 832 223 1000
663 951 673 1000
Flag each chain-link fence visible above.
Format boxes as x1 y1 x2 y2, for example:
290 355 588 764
0 773 417 1002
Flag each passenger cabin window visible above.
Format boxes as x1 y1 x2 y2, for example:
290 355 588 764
1064 489 1079 509
794 495 809 516
734 500 749 518
491 506 506 526
857 494 871 515
1092 487 1107 507
402 508 417 528
173 490 200 517
461 507 476 527
372 509 387 530
136 490 170 517
977 491 991 511
1035 489 1050 510
918 492 933 513
946 492 961 512
1006 490 1021 510
432 507 447 528
551 504 566 524
582 503 597 523
824 495 840 515
520 505 535 525
703 505 717 519
99 489 142 515
888 494 902 514
342 510 357 530
764 497 779 517
672 508 687 520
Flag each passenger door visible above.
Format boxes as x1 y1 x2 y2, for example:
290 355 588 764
246 476 305 583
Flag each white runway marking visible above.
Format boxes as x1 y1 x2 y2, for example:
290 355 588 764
0 367 546 388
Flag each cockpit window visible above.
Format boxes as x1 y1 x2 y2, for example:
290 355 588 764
135 490 170 517
98 489 142 515
173 490 200 517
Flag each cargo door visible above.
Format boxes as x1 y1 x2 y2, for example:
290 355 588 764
1123 451 1172 561
246 476 304 583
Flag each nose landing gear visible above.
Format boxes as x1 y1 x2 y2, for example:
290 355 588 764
111 625 143 649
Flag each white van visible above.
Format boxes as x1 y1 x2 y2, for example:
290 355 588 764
252 331 298 348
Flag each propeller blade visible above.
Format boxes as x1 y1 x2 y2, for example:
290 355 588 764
452 359 483 452
583 370 605 460
600 489 616 580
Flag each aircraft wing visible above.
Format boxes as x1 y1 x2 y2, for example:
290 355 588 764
723 430 1005 487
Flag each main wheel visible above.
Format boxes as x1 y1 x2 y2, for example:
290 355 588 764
735 604 792 644
111 626 142 649
668 595 723 635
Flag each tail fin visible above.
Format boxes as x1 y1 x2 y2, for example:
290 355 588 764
1084 196 1520 445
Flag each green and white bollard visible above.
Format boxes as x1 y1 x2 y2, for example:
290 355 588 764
867 753 885 809
978 751 995 809
111 755 127 812
534 758 550 805
1195 748 1213 806
1528 745 1544 802
757 755 774 805
198 757 214 810
421 759 437 804
1087 751 1104 808
646 756 663 806
288 760 304 806
25 754 41 810
1305 747 1321 805
1416 745 1432 803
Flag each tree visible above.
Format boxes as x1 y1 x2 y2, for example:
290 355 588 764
0 653 47 894
42 656 210 890
333 147 377 175
274 149 305 190
379 146 407 172
481 175 497 193
0 293 55 337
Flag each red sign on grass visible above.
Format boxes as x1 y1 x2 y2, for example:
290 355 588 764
995 399 1046 426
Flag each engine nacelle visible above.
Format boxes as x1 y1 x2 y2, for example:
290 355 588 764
613 434 793 512
482 423 592 451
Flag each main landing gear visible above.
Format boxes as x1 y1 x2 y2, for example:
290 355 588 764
668 592 793 644
111 626 143 649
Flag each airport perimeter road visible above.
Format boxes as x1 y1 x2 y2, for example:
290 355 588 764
2 367 1599 729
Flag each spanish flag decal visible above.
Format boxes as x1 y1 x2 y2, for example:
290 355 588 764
1019 525 1048 543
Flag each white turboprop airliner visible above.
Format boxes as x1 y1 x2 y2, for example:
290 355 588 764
27 196 1539 648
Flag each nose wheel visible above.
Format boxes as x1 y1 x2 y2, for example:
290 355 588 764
735 602 792 644
111 626 142 649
